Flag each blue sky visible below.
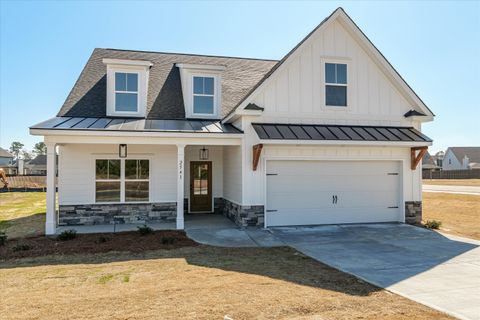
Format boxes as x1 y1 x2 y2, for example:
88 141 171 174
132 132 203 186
0 0 479 154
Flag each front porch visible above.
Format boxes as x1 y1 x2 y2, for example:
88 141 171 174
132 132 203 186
43 137 264 235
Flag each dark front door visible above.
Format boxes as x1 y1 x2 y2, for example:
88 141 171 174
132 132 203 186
190 161 212 212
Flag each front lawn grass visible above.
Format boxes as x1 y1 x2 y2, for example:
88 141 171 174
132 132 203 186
423 192 480 240
0 192 46 239
0 246 452 320
423 179 480 186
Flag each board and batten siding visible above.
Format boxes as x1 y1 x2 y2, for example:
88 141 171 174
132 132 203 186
222 145 243 204
249 19 414 127
58 144 177 205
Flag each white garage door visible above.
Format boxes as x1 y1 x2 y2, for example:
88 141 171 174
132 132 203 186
266 160 402 227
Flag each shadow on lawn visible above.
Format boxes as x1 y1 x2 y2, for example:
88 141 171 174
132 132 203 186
0 245 382 296
0 212 45 239
0 225 478 296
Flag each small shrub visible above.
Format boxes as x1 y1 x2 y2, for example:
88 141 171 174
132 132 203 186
137 225 153 235
425 220 442 229
0 232 7 246
12 243 31 252
161 236 177 245
122 275 130 283
57 229 77 241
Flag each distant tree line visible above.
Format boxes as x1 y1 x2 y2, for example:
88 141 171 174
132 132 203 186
8 141 46 161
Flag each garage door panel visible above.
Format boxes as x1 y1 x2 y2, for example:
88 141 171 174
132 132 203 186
266 160 401 227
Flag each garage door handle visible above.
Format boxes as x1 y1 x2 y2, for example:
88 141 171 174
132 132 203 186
266 209 278 212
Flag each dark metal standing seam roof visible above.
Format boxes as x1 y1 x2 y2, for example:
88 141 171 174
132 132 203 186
30 117 243 134
252 123 432 142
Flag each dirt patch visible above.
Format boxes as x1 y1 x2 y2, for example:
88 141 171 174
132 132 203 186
423 192 480 240
0 230 198 260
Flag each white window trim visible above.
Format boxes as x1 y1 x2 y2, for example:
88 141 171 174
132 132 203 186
176 64 223 119
191 74 217 117
321 58 352 110
114 71 140 114
104 61 150 118
94 157 151 204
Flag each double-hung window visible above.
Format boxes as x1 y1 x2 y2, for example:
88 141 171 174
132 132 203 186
95 160 121 202
125 160 149 202
193 76 215 114
325 63 347 107
115 72 138 112
95 159 149 203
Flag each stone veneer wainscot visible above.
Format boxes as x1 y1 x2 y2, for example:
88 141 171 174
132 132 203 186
59 202 177 226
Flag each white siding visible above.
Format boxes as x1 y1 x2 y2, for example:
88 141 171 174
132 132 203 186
58 144 177 205
442 149 463 171
249 20 413 126
223 145 242 204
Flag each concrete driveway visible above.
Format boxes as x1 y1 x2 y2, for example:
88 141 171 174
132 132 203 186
271 224 480 320
423 184 480 195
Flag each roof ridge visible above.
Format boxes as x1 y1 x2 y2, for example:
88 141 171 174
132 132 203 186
99 48 280 62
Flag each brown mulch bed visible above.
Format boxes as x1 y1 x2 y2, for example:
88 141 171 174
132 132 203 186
0 230 198 260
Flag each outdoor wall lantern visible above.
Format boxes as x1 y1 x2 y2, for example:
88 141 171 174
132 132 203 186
119 144 128 158
199 146 209 160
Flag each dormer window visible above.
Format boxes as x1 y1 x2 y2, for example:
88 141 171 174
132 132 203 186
193 76 215 114
176 63 224 119
115 72 138 112
103 58 152 117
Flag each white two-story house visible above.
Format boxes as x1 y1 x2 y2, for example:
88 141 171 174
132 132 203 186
31 8 434 235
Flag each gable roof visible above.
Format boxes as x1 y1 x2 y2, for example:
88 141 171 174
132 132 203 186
447 147 480 163
0 147 13 158
27 154 47 165
58 49 277 119
223 7 434 121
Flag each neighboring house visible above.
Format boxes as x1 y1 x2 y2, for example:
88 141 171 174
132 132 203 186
25 155 47 175
30 8 434 235
422 152 439 172
442 147 480 171
0 147 16 175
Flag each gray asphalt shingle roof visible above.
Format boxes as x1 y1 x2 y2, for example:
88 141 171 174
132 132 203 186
57 48 278 120
448 147 480 163
0 147 13 158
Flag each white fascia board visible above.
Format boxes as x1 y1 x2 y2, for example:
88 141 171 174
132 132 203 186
336 12 434 118
259 139 432 147
409 115 434 122
175 63 226 71
30 128 243 140
40 133 242 146
102 58 153 67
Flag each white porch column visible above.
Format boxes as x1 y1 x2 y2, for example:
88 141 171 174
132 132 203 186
176 144 186 229
45 142 57 235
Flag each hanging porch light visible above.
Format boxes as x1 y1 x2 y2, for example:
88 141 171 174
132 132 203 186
199 146 209 160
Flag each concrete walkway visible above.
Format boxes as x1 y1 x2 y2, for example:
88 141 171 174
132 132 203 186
423 184 480 195
271 224 480 320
